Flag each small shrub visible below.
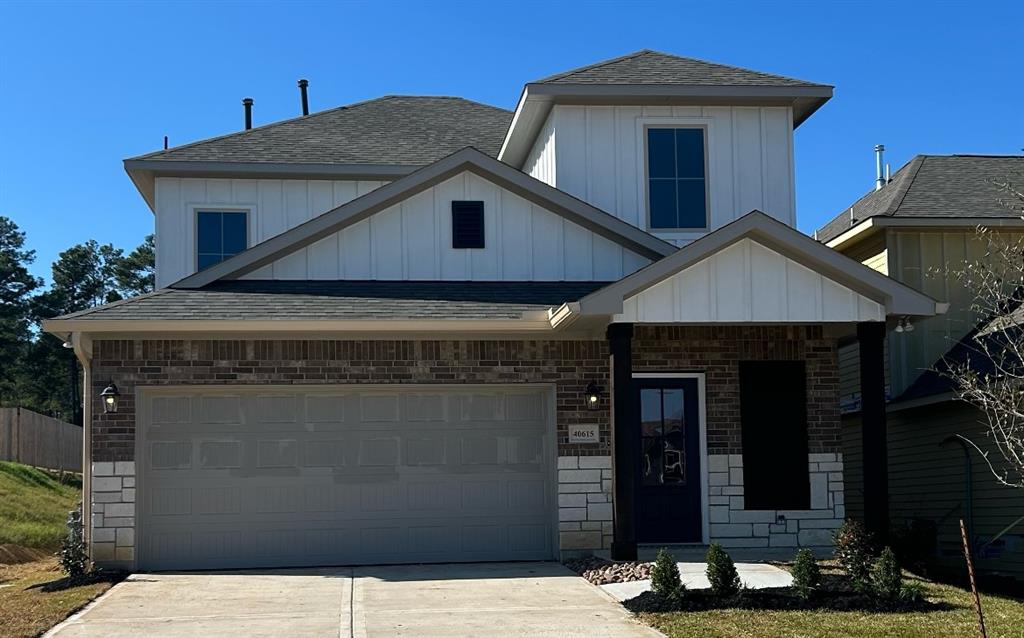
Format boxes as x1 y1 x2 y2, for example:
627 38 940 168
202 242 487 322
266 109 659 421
833 519 873 592
650 547 684 601
706 543 741 597
871 546 903 601
899 580 925 603
58 507 89 579
791 548 821 600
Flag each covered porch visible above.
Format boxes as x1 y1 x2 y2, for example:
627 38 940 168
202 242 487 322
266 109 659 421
564 212 944 560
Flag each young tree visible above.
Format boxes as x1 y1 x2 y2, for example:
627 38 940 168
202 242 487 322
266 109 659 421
0 217 42 405
940 175 1024 489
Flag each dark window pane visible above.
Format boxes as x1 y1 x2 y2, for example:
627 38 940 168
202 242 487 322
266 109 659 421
675 129 705 178
221 213 247 254
740 361 810 509
642 437 663 485
196 212 221 254
197 253 221 270
663 389 684 434
640 388 662 437
676 180 707 228
647 128 676 179
649 180 677 229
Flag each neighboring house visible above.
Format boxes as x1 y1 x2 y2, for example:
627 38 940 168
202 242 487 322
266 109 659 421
44 50 939 572
817 153 1024 582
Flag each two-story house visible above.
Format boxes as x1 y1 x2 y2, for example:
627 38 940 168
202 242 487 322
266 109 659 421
817 153 1024 582
44 50 939 572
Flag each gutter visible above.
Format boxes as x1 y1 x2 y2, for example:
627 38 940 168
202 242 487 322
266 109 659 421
69 333 93 554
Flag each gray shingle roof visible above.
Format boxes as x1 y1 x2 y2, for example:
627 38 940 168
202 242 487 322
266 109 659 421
130 96 513 165
535 50 826 88
816 155 1024 243
56 281 610 322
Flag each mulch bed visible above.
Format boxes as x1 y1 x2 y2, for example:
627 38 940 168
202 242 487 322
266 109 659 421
564 556 653 584
623 587 951 614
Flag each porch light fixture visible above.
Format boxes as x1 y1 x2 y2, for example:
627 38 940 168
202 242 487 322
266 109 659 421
894 317 915 334
100 382 120 414
585 382 603 411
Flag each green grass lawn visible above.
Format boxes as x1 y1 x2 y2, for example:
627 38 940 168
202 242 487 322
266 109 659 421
641 576 1024 638
0 461 81 551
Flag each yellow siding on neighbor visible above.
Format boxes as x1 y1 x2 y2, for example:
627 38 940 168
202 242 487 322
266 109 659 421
887 230 1022 395
843 403 1024 581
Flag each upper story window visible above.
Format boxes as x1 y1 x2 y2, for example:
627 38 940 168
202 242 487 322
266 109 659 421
197 210 248 270
646 127 708 230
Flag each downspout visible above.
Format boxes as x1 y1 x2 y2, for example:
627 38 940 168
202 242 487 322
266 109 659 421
940 435 974 549
71 332 93 552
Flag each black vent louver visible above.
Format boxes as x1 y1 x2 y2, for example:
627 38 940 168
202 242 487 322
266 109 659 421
451 201 485 249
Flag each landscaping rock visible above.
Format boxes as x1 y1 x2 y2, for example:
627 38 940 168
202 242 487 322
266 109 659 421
564 556 653 585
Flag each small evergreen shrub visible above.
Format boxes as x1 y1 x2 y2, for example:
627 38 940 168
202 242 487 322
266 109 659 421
899 580 925 603
706 543 741 597
833 519 873 592
791 548 821 600
650 547 684 601
59 507 89 579
871 546 903 601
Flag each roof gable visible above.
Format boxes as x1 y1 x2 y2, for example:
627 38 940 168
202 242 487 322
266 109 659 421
172 147 676 289
580 211 942 318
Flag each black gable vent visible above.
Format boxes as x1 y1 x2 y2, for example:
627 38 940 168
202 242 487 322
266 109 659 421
452 201 485 249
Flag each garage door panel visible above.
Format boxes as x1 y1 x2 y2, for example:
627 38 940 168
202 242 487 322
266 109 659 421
139 386 554 570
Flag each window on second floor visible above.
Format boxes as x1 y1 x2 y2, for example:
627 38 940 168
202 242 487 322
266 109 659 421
646 127 708 230
197 210 248 270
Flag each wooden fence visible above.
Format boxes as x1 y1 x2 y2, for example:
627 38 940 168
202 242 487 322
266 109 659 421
0 407 82 472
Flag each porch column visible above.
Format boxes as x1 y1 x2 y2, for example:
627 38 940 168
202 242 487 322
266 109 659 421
858 321 889 542
608 322 636 560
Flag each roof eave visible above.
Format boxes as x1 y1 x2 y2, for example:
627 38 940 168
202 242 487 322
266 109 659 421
500 83 833 167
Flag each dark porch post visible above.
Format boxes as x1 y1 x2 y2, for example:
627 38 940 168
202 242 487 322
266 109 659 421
608 323 636 560
858 321 889 542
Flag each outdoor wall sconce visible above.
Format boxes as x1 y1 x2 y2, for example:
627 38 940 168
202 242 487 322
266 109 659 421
585 382 603 411
894 317 915 334
100 382 120 414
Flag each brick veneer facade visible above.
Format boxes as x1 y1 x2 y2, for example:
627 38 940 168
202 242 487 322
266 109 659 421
87 325 841 564
632 325 841 454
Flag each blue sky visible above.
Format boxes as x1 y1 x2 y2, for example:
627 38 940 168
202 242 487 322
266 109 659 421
1 0 1021 281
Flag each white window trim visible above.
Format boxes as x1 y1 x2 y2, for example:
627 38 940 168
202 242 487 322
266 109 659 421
188 204 256 273
631 371 709 545
634 116 716 241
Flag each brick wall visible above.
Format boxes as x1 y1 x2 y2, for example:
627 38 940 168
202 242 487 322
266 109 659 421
632 325 841 454
91 339 611 462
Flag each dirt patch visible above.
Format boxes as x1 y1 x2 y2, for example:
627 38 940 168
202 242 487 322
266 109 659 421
564 556 653 584
0 544 50 565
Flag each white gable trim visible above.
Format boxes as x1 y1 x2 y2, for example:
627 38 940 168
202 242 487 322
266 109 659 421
580 210 943 319
615 238 884 323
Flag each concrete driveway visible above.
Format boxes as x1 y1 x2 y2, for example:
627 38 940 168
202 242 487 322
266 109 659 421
46 562 661 637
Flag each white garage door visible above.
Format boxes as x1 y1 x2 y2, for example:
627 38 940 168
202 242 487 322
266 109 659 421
136 386 554 570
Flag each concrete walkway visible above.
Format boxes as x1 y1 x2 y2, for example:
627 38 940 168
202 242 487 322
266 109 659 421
600 562 792 602
47 562 661 637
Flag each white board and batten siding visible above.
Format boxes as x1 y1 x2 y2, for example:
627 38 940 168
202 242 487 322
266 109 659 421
154 173 650 286
522 105 796 246
154 177 387 288
615 238 884 323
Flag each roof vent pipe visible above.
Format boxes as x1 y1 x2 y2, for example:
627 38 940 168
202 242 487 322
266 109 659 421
874 144 886 191
885 163 891 184
298 79 309 116
243 97 254 130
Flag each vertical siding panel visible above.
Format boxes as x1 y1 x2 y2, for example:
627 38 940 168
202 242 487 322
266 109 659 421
437 174 468 279
762 107 793 223
370 203 403 279
401 189 436 280
274 180 310 278
500 191 532 279
466 173 499 280
154 177 182 288
307 181 337 279
733 107 764 216
530 205 563 280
